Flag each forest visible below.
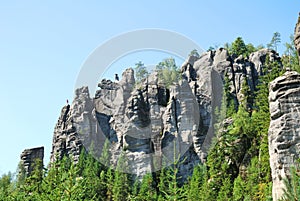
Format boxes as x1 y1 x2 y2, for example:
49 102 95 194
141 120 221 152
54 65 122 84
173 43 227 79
0 33 300 201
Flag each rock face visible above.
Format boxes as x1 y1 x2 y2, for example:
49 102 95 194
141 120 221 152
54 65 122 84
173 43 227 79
20 147 44 176
269 71 300 200
267 15 300 200
294 13 300 60
50 48 280 181
50 87 99 164
182 48 281 159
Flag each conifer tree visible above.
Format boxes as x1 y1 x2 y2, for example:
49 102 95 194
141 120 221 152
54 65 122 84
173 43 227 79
186 165 206 201
112 152 130 201
137 173 157 201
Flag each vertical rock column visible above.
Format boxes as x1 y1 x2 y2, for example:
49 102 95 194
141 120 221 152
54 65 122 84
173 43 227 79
269 71 300 200
20 146 44 176
294 13 300 60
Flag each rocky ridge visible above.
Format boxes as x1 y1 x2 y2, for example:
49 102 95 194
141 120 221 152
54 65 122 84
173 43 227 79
48 47 280 181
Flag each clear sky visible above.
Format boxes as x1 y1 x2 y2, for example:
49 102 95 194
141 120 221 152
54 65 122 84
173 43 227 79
0 0 299 175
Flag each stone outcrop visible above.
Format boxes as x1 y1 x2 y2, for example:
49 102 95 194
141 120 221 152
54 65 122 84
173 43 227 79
269 71 300 200
20 146 44 176
294 13 300 59
50 87 99 164
268 14 300 201
182 48 281 160
50 48 281 182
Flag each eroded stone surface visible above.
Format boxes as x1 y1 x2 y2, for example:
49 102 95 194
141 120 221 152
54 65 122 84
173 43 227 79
20 146 44 176
269 71 300 200
50 48 281 182
294 13 300 60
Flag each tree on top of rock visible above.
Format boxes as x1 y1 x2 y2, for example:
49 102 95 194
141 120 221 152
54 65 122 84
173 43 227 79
231 37 247 57
134 61 149 84
267 32 281 52
189 49 200 57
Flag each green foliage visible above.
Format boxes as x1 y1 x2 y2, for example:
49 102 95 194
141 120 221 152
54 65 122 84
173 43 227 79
133 173 157 201
217 177 233 201
267 32 281 51
232 175 246 201
1 37 296 201
231 37 247 56
189 49 200 57
0 172 13 201
280 166 300 201
156 58 180 88
158 164 185 200
112 152 130 201
227 37 259 58
135 61 149 84
99 139 111 167
282 35 300 72
186 165 206 200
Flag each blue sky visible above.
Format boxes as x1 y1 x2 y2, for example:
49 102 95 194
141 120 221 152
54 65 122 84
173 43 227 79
0 1 299 174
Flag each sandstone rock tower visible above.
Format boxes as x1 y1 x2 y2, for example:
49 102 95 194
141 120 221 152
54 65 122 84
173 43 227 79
268 13 300 200
20 146 44 176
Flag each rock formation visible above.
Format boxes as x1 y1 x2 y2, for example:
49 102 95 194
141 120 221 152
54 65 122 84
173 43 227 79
50 47 280 181
268 13 300 201
294 13 300 59
50 87 98 164
269 71 300 200
20 146 44 176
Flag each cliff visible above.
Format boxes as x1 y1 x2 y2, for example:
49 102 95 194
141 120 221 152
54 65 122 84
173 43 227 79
48 47 280 182
268 12 300 200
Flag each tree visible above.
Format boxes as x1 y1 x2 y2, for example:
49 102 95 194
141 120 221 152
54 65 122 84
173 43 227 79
136 173 157 201
100 139 111 168
282 35 300 72
189 49 200 57
281 166 300 201
232 175 246 201
186 165 206 201
112 152 130 201
0 172 13 201
267 32 281 51
231 37 247 57
246 43 257 56
134 61 149 84
105 168 114 201
156 58 180 88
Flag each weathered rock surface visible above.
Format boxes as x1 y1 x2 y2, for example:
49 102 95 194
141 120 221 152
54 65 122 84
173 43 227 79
269 71 300 200
181 48 281 160
294 13 300 59
20 146 44 176
50 86 100 164
50 48 281 182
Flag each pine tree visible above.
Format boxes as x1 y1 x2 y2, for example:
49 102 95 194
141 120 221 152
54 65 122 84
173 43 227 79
186 165 206 201
137 173 157 201
280 167 300 201
135 61 149 85
217 177 233 201
0 172 13 201
112 152 130 201
282 35 300 72
267 32 281 51
231 37 247 57
105 167 114 201
81 153 104 200
232 175 245 201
